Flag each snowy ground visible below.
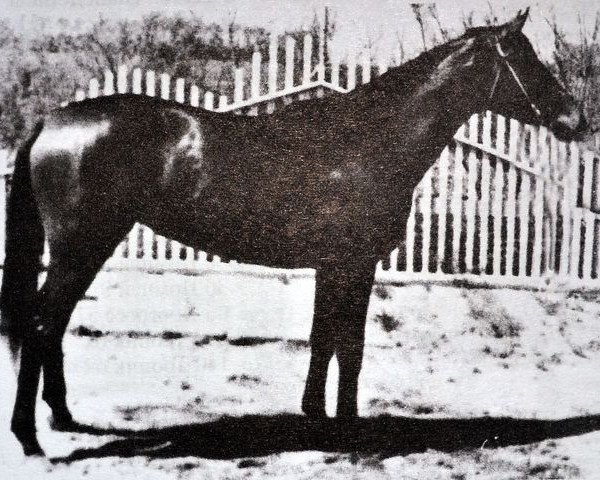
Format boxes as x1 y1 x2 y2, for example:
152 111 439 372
1 269 600 479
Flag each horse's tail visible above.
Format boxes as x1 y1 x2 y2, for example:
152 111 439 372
0 121 45 360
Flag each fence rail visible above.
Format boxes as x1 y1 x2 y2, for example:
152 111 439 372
3 31 600 290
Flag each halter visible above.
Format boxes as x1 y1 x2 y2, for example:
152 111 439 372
489 38 542 119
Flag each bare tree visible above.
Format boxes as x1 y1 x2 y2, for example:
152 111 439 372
411 3 428 51
428 4 449 42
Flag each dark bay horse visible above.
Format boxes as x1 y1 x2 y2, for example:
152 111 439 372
0 10 587 455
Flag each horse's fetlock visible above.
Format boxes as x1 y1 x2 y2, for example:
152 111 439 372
11 413 36 435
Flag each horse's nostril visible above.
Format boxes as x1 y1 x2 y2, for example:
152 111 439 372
577 114 589 133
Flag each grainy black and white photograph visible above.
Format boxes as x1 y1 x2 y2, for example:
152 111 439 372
0 0 599 477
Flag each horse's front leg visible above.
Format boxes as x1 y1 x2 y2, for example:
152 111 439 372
333 266 375 419
302 261 375 419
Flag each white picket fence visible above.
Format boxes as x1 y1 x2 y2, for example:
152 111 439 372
2 32 600 290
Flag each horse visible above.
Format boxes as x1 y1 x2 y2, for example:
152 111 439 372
0 9 587 456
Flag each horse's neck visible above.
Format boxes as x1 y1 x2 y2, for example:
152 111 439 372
346 72 482 183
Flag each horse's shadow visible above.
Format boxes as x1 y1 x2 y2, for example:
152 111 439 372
53 413 600 463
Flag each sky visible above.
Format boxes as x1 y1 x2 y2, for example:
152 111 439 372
2 0 599 61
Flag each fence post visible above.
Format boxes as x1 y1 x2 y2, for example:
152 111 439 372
582 150 594 210
160 73 170 100
88 78 100 98
377 55 389 76
492 115 506 275
190 85 200 107
117 65 128 93
285 37 295 91
580 150 596 279
132 68 142 94
361 51 371 85
451 126 465 272
505 117 518 276
546 135 560 273
268 37 278 94
197 250 208 264
204 91 215 110
347 48 357 90
560 143 580 276
141 225 154 261
331 52 340 89
405 203 416 273
127 224 138 260
436 147 450 272
465 114 479 273
234 67 245 104
146 70 156 97
421 171 433 273
571 208 582 278
518 172 531 277
478 111 492 275
251 51 262 99
594 153 600 212
156 235 167 262
175 78 185 103
218 94 228 111
303 33 312 85
170 240 183 262
103 70 115 95
531 127 548 277
491 159 504 276
583 211 595 280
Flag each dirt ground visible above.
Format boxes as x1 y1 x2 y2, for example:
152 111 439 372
2 269 600 479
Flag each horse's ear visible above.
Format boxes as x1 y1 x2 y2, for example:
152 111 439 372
499 7 529 37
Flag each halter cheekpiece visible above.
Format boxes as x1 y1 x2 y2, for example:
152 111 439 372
489 37 542 119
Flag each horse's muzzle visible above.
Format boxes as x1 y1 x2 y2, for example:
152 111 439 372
550 104 588 142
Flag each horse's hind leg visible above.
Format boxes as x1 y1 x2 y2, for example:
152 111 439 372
11 224 131 453
302 269 337 418
38 260 106 430
41 228 132 427
11 331 44 454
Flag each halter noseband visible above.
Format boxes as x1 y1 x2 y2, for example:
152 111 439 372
489 38 542 118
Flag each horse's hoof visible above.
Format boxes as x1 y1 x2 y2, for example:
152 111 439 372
49 414 78 432
23 441 45 457
13 432 45 457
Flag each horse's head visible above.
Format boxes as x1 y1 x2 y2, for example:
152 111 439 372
465 8 587 141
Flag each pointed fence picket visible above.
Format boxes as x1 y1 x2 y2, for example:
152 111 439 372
3 31 600 288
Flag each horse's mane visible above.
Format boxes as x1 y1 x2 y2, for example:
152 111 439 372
363 34 474 100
